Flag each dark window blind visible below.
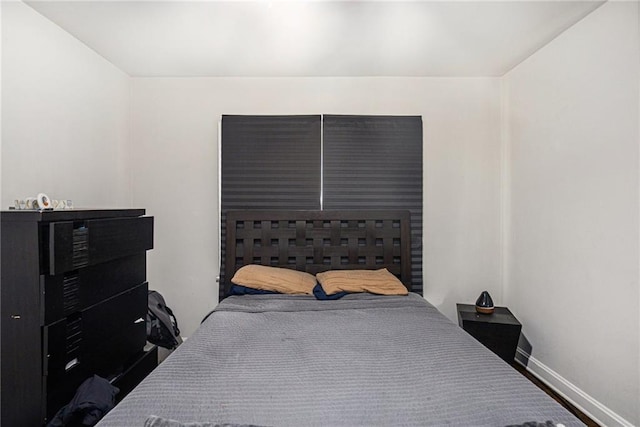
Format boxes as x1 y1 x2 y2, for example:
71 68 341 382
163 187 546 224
220 115 321 298
323 115 423 294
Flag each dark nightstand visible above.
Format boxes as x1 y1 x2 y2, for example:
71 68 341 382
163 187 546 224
457 303 522 364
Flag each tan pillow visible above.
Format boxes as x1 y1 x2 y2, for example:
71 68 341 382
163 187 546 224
231 265 316 295
316 268 408 296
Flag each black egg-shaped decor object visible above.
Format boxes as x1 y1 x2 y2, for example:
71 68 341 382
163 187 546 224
475 291 495 314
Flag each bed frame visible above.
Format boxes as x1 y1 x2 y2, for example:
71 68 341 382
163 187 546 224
224 210 412 296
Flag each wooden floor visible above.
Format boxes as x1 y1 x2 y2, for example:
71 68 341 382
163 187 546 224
513 363 600 427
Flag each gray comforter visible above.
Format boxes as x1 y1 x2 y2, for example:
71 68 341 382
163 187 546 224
98 294 583 426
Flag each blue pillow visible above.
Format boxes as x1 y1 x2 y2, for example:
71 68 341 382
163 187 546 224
229 284 280 295
313 283 350 300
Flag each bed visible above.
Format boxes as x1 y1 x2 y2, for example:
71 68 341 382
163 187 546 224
97 210 583 427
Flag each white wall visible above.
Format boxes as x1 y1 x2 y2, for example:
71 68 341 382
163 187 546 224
1 1 131 209
8 2 635 424
130 77 503 336
504 2 639 426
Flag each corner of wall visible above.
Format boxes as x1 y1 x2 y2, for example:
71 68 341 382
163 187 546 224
127 77 135 207
637 2 640 422
499 77 511 305
0 2 4 210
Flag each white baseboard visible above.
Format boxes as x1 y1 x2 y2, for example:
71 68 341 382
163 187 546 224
516 347 634 427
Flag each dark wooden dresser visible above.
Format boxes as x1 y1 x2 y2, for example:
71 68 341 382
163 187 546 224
1 209 157 425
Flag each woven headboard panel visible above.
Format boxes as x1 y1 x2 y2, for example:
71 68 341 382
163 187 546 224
223 210 412 297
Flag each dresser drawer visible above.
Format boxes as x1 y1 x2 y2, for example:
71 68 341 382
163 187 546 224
43 282 148 409
48 216 153 275
81 281 147 350
43 254 146 325
112 345 158 401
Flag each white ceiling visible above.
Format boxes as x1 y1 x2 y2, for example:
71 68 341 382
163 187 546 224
25 1 605 78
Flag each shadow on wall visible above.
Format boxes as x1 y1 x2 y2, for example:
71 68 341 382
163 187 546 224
515 334 533 367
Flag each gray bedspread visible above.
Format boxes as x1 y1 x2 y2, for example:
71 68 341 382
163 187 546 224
98 294 583 426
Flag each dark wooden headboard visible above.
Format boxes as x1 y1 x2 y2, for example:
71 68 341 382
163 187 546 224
224 210 411 297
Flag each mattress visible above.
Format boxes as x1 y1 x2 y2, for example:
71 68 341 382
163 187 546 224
97 293 583 426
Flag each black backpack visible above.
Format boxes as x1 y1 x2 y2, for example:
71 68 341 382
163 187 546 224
147 290 182 349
